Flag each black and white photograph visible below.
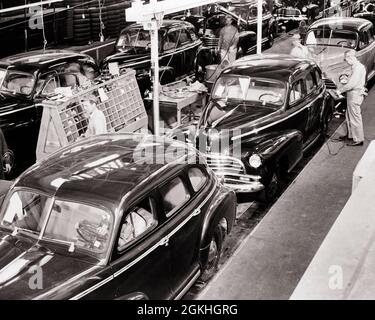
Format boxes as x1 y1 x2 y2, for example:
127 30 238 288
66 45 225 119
0 0 373 308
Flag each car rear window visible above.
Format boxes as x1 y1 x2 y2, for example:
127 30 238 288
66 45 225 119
160 177 190 218
188 167 208 192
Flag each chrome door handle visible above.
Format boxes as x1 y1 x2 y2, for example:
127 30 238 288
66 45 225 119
192 208 201 217
160 237 169 247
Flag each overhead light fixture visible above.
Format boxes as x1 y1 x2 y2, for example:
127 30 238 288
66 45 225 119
0 0 63 14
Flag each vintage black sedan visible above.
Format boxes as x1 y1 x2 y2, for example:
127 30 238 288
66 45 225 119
274 0 330 23
274 7 308 32
102 20 209 96
200 0 277 54
0 133 236 299
194 54 332 201
0 50 100 178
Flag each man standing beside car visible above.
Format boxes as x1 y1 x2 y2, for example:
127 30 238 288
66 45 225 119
217 15 239 65
0 129 11 179
337 50 367 146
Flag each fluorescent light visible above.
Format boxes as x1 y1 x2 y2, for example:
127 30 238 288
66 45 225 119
0 0 63 14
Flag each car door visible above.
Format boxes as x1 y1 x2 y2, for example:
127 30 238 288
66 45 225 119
178 27 197 76
157 168 210 298
0 69 41 176
110 193 173 300
282 78 310 143
160 28 185 79
304 68 324 139
358 27 375 80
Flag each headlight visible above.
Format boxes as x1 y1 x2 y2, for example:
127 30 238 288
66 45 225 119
249 154 262 168
302 6 307 12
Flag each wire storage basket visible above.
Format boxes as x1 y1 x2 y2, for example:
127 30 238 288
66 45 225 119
36 69 148 160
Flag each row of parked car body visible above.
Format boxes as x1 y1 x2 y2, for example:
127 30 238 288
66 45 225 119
0 1 373 299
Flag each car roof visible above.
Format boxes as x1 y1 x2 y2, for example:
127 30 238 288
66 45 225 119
0 50 93 74
309 17 371 32
225 54 315 82
15 134 198 214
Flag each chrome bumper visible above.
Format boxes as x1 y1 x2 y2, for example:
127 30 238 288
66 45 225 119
203 153 264 193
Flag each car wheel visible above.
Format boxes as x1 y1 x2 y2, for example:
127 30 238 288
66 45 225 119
260 167 280 203
200 225 223 282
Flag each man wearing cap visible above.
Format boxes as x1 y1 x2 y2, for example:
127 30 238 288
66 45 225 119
82 95 107 137
217 15 239 65
290 34 310 59
336 50 367 146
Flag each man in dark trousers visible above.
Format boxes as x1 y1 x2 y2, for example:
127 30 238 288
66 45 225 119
337 50 367 146
0 129 11 179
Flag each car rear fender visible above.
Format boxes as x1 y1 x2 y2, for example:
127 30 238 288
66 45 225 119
198 184 236 263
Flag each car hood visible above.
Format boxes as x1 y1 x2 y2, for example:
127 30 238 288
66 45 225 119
103 47 151 67
0 230 99 300
308 45 351 82
199 100 279 131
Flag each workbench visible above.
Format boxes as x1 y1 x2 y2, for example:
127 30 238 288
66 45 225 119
145 83 207 127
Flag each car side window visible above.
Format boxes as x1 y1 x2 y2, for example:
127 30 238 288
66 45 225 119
117 197 157 251
359 31 368 49
313 68 322 86
188 167 208 192
41 76 59 96
178 29 190 45
189 28 199 41
163 30 179 51
305 72 316 94
367 28 374 44
159 176 190 218
289 79 305 105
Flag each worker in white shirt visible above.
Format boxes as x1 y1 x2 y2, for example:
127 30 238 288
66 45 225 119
217 15 239 65
336 50 367 146
82 95 107 137
290 34 310 59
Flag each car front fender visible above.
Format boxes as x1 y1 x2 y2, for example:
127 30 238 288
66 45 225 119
240 129 303 175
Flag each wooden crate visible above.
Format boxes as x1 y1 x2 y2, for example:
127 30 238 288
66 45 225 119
36 69 148 161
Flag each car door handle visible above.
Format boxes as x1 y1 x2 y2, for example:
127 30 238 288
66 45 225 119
159 237 169 247
192 208 201 217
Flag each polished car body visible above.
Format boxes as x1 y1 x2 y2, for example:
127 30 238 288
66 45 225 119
195 54 332 199
0 50 99 177
102 20 206 96
0 133 236 299
306 17 375 94
274 7 307 31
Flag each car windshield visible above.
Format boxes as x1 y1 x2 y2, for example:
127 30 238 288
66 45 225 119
0 69 35 95
212 75 286 107
0 190 113 259
305 28 358 49
117 29 163 50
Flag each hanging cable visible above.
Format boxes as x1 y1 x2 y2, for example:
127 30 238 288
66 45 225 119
98 0 105 42
40 4 48 52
